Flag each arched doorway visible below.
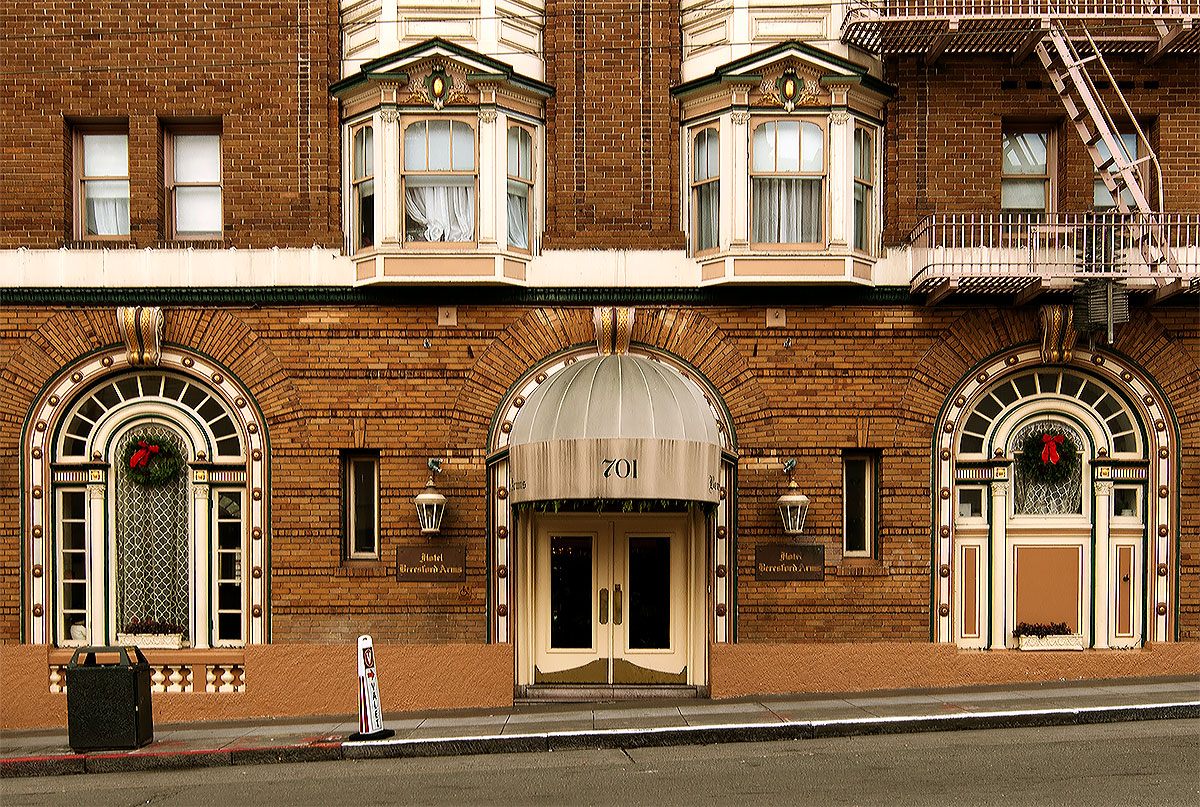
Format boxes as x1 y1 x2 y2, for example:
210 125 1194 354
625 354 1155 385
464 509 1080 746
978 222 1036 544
22 348 268 648
485 308 737 697
933 347 1176 649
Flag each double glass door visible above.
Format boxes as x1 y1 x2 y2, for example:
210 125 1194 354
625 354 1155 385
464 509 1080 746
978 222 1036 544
533 515 688 685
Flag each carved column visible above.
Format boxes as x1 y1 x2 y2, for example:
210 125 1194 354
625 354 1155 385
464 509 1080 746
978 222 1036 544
191 480 211 649
989 479 1010 649
1094 479 1114 649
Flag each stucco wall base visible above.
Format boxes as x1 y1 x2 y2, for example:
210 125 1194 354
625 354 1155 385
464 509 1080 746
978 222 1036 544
710 642 1200 699
0 643 513 731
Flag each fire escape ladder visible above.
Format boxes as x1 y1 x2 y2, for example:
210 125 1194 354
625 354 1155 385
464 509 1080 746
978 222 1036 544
1035 18 1178 277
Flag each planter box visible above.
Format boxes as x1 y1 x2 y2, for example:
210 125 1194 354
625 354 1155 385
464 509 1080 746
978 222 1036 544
116 633 184 650
1017 634 1085 651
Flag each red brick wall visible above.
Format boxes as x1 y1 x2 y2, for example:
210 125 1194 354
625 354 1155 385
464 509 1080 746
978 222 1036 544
0 0 341 249
2 303 1196 645
882 53 1200 245
542 0 686 250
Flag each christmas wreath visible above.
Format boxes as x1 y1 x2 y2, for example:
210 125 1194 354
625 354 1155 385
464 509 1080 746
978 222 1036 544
122 436 182 487
1016 428 1078 486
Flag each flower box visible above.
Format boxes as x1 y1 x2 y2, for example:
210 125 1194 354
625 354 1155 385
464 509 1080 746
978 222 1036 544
117 632 184 649
1017 634 1085 651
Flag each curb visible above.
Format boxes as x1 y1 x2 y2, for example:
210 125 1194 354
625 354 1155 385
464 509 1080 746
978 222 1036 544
4 701 1197 779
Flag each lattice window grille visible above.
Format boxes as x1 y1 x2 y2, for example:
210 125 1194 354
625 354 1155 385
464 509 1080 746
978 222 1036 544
116 425 190 640
1013 420 1084 515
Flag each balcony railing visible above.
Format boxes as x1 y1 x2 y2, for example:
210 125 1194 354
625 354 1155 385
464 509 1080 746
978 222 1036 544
842 0 1200 56
909 212 1200 295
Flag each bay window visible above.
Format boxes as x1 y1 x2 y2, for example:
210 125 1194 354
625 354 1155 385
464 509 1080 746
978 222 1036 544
403 119 476 243
352 124 374 251
507 125 533 250
692 127 719 253
854 127 873 253
751 120 824 244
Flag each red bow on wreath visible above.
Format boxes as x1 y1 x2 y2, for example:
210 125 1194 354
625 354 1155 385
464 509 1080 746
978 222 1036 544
129 441 159 469
1041 434 1064 465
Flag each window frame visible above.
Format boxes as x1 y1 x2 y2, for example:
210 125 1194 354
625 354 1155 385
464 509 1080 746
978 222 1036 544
56 486 91 646
853 126 875 255
506 123 535 254
400 116 479 248
74 125 131 241
1001 128 1056 214
749 116 827 248
690 126 720 255
212 488 246 647
164 125 223 240
1093 131 1139 212
842 452 877 558
351 122 375 253
343 452 381 561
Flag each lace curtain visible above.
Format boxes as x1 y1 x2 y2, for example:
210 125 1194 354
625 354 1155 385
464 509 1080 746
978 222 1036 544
116 426 190 638
405 185 475 242
752 178 821 243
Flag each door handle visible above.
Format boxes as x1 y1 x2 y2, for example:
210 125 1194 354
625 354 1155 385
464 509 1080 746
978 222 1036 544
599 587 609 625
614 583 623 625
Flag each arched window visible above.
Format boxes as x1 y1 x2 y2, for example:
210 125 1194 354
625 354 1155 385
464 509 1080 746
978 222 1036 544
42 368 254 648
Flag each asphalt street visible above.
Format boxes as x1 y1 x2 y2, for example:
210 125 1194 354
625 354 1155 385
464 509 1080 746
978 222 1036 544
4 718 1198 806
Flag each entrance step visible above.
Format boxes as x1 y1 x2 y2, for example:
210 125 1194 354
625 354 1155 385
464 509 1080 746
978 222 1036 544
516 685 702 704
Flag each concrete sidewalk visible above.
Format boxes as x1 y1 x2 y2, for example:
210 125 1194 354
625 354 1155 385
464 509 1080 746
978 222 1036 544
3 675 1197 778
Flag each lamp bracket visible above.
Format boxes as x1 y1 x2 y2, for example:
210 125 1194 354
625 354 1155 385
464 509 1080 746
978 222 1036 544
427 458 443 474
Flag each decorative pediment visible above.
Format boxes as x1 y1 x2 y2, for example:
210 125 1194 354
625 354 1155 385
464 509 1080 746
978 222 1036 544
672 40 895 112
331 37 554 106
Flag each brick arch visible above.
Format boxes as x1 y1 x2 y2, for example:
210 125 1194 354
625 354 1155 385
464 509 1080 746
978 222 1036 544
1 308 308 451
164 309 309 447
894 307 1039 444
451 307 770 449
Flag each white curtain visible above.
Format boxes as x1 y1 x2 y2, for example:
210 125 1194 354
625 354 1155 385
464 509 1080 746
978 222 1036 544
507 180 529 249
752 178 821 243
405 184 474 242
85 181 130 236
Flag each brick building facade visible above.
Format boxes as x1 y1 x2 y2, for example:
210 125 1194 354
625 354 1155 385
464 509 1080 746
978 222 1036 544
2 0 1197 727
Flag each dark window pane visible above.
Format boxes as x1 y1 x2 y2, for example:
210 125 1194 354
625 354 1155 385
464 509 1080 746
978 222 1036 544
352 459 376 555
1013 373 1036 397
197 398 223 422
1059 373 1084 397
65 581 88 610
975 395 1002 419
218 612 242 641
78 398 105 422
95 384 120 409
63 436 87 456
960 435 984 454
218 583 241 610
845 458 870 554
628 537 670 650
550 536 592 649
116 377 140 401
181 386 206 409
1078 382 1104 406
218 522 241 550
65 552 87 580
62 491 86 521
1037 372 1059 393
216 436 241 456
992 382 1018 407
161 377 186 400
140 375 164 396
209 414 236 439
218 492 241 519
964 413 991 435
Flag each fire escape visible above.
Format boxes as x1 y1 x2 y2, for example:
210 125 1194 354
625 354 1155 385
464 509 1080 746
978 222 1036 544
842 1 1199 313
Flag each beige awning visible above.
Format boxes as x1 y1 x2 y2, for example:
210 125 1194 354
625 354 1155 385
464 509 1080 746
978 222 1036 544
508 354 722 503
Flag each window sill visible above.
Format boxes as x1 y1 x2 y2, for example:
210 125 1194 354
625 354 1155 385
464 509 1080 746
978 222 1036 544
836 559 889 577
337 560 388 577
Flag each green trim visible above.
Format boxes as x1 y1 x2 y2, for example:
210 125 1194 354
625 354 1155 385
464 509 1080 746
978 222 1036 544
1 285 920 307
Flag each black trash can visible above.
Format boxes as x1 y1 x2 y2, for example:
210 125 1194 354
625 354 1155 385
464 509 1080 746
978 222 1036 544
66 646 154 751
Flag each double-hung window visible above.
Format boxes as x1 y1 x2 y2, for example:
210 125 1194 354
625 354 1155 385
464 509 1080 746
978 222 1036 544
692 127 719 253
345 453 380 560
352 124 375 251
166 129 222 238
843 453 877 558
507 125 533 250
751 120 824 244
853 128 873 253
403 119 476 243
1001 130 1052 214
77 130 130 239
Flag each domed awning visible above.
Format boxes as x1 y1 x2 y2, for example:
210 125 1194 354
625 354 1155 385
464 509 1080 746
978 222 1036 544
508 354 722 503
